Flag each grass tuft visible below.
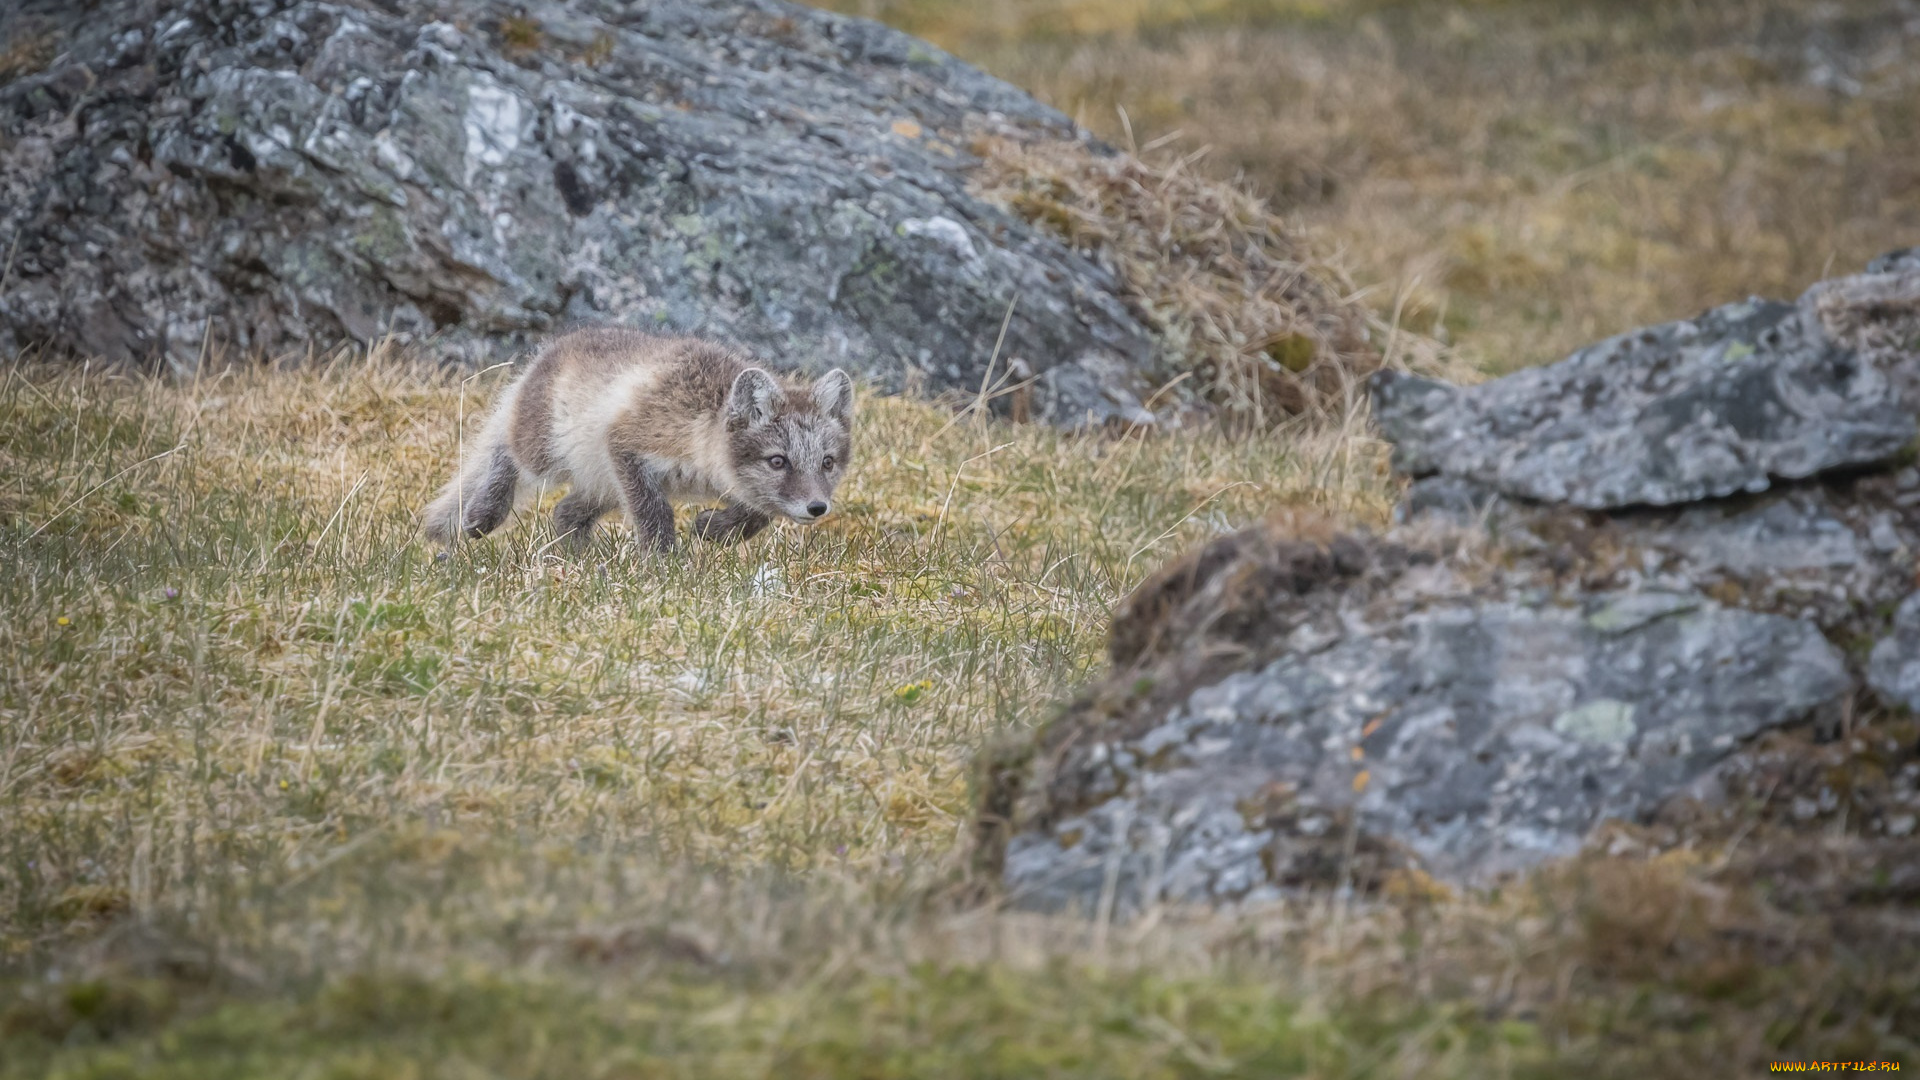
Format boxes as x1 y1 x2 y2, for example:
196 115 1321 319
972 135 1416 427
498 14 543 55
0 22 58 84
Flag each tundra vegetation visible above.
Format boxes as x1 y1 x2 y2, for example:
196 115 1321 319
3 0 1917 1076
831 0 1920 373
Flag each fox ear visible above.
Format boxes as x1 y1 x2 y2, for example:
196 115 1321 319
726 368 781 431
813 369 853 424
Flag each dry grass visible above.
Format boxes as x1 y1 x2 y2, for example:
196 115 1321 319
0 354 1381 935
972 135 1401 427
0 21 58 84
497 14 545 55
832 0 1920 372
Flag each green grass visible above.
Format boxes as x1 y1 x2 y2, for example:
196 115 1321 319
1 962 1562 1080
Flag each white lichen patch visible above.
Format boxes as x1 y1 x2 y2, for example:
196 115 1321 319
1551 700 1638 746
463 73 528 188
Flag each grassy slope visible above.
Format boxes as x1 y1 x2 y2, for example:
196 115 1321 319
2 362 1913 1077
0 361 1432 1077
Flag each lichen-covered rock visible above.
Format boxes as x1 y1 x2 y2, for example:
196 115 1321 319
1400 464 1920 642
982 525 1851 912
1384 253 1920 651
1810 249 1920 419
1870 593 1920 714
1373 260 1920 509
981 257 1920 911
0 0 1167 424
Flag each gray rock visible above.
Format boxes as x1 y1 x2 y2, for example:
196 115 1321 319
985 258 1920 911
1383 254 1920 646
999 578 1848 911
1866 248 1920 275
1373 275 1919 509
0 0 1164 425
982 525 1853 910
1803 256 1920 427
1870 593 1920 714
1400 464 1920 640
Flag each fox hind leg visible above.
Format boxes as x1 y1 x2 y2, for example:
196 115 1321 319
553 491 612 548
458 445 521 539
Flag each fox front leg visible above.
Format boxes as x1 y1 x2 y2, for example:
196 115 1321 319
692 504 772 543
613 451 677 553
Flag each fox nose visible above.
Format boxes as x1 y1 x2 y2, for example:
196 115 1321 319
807 501 829 518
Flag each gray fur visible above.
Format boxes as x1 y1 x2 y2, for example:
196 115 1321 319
726 369 784 431
552 491 614 548
722 369 854 525
693 505 773 543
423 444 519 545
615 450 678 553
812 369 854 425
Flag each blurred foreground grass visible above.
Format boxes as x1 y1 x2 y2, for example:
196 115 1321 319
821 0 1920 372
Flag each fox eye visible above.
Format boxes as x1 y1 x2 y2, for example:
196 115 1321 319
822 456 836 472
767 455 789 471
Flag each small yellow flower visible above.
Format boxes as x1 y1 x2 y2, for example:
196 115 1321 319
892 679 933 706
55 616 69 627
279 780 289 790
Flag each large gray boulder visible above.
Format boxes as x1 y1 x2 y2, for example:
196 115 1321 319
980 256 1920 909
981 525 1851 911
0 0 1162 424
1373 260 1920 509
1386 254 1919 703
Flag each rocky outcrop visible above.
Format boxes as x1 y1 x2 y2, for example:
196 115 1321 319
0 0 1179 424
1403 467 1920 646
1374 285 1918 511
1872 594 1920 714
980 254 1920 913
985 523 1853 911
1383 253 1919 660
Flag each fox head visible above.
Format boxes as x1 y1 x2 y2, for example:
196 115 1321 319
724 367 854 523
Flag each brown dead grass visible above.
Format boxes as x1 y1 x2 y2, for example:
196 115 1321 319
0 23 58 84
972 135 1417 427
6 1 1920 1070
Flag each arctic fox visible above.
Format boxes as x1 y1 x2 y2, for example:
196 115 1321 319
423 327 853 552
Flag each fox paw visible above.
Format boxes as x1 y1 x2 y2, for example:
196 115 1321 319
693 509 726 540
